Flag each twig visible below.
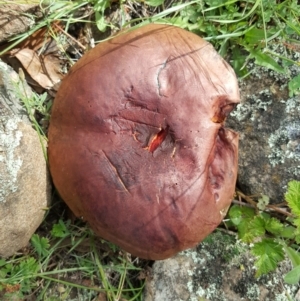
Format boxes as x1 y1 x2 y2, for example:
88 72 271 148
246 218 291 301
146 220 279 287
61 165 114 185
218 226 239 237
52 22 86 51
236 190 257 207
236 190 293 217
267 204 293 218
232 199 255 208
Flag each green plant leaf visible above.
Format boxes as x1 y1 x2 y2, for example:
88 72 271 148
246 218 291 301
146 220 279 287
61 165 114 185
20 257 39 275
288 74 300 97
146 0 164 6
279 226 295 239
31 234 50 257
285 180 300 216
231 45 248 77
245 26 280 47
95 11 107 32
229 205 256 242
283 245 300 268
0 259 6 267
284 265 300 285
251 238 284 277
265 217 284 235
277 12 300 36
257 194 270 211
0 266 7 278
244 27 266 45
92 0 110 32
228 205 255 226
14 257 40 293
295 228 300 244
248 215 265 238
205 0 261 24
248 48 285 74
51 219 70 238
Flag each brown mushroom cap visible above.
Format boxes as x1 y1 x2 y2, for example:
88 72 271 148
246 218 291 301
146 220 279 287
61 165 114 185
48 24 240 260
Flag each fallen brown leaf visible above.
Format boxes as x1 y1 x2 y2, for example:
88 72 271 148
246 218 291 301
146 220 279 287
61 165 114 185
13 48 62 89
94 292 107 301
18 21 61 52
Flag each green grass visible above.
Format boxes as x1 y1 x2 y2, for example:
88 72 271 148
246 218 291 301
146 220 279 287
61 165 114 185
0 202 145 300
0 0 299 299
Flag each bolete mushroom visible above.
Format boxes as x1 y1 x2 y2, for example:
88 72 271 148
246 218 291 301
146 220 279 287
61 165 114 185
48 24 240 260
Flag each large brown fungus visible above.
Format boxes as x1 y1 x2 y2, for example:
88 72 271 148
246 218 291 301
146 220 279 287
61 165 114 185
48 24 240 260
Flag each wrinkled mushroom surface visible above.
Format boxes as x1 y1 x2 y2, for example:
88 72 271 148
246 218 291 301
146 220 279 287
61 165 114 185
48 24 240 260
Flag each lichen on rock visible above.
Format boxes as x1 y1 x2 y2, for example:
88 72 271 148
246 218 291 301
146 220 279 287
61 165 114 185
0 59 51 257
0 117 23 202
144 231 299 301
227 42 300 203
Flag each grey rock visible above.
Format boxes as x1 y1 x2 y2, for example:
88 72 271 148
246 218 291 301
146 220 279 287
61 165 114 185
0 4 39 44
227 56 300 203
144 231 299 301
0 60 51 257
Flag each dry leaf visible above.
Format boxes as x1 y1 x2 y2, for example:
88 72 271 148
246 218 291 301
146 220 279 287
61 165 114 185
42 53 63 83
94 292 107 301
13 48 62 89
17 21 61 52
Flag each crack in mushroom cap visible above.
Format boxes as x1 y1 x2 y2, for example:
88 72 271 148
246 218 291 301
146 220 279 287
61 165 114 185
48 24 240 260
